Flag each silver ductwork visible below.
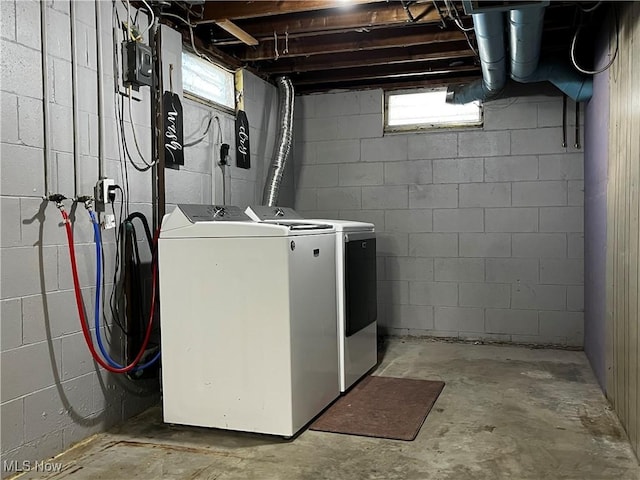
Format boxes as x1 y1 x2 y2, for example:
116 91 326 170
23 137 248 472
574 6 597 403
509 8 545 81
448 2 592 104
262 76 294 207
446 12 506 104
509 6 592 102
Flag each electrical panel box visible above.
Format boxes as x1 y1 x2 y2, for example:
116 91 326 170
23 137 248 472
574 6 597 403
122 41 153 89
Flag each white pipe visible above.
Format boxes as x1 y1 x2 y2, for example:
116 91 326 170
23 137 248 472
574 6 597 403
70 0 80 197
40 0 52 197
95 0 105 178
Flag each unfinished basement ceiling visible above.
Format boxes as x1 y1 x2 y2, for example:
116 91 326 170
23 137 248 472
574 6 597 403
162 0 589 94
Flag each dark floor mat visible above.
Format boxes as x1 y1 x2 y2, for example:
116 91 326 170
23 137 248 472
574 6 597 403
310 376 445 441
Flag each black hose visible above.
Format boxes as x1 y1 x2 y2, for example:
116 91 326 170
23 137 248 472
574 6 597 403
124 211 153 250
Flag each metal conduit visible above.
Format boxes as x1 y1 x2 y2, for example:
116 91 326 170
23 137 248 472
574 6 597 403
40 1 52 197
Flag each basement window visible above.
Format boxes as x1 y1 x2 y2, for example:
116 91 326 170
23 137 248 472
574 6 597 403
182 51 235 110
385 88 483 132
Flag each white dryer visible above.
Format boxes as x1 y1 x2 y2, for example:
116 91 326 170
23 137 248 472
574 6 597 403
245 206 377 392
159 205 339 437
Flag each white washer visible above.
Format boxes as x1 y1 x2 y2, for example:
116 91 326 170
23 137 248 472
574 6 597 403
245 206 377 392
159 205 339 437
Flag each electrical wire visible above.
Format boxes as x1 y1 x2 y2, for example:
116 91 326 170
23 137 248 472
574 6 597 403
125 0 135 40
212 116 226 204
570 4 618 75
221 164 227 205
184 113 213 148
119 94 152 172
89 210 160 372
444 0 474 32
125 0 154 41
160 11 196 28
158 11 238 74
438 0 477 57
214 116 223 144
127 89 155 169
59 206 159 374
136 0 154 41
578 2 602 13
109 191 129 335
188 12 209 62
112 1 131 213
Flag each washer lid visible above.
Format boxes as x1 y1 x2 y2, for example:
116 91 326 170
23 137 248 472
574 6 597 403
311 219 375 232
245 205 375 232
160 205 335 238
269 221 333 231
245 205 303 221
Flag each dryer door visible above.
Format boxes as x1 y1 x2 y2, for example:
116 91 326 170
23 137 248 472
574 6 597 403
344 234 377 337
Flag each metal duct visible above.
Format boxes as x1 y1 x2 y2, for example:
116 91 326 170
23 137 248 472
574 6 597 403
515 58 593 102
509 8 544 81
446 12 506 104
262 76 294 206
509 7 592 102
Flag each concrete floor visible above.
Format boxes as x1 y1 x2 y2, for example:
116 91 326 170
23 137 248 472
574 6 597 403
15 338 640 480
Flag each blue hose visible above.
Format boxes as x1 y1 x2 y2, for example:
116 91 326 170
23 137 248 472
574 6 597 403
89 211 160 372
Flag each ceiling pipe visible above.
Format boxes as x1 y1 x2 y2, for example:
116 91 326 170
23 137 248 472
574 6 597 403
509 8 544 81
446 12 506 104
447 2 592 104
513 57 593 102
509 6 592 102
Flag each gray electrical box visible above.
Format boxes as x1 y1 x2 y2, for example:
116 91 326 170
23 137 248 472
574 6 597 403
122 40 153 89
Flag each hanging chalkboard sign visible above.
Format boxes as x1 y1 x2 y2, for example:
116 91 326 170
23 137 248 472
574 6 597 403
235 110 250 169
163 91 184 167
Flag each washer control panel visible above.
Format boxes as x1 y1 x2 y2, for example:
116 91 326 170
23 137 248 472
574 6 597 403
179 204 251 223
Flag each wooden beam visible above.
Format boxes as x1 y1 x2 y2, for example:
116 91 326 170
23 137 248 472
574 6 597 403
215 19 259 45
290 61 480 85
207 2 441 44
229 26 468 61
294 74 481 94
257 41 474 74
200 0 384 23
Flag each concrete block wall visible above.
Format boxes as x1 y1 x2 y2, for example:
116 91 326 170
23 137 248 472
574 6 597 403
0 0 278 472
293 90 584 346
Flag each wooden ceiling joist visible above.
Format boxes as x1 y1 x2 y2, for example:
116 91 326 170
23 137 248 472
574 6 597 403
199 0 385 24
295 74 482 94
230 27 469 61
290 61 480 85
208 2 442 45
259 41 475 74
214 19 259 45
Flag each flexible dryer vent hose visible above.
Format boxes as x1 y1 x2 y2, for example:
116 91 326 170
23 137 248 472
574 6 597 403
262 76 294 206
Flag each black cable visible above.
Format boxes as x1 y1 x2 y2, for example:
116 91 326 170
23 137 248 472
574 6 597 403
570 4 618 75
127 224 146 337
109 192 130 335
125 211 153 249
119 94 153 172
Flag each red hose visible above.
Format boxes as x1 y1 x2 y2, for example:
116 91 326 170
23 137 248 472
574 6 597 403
61 209 159 374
